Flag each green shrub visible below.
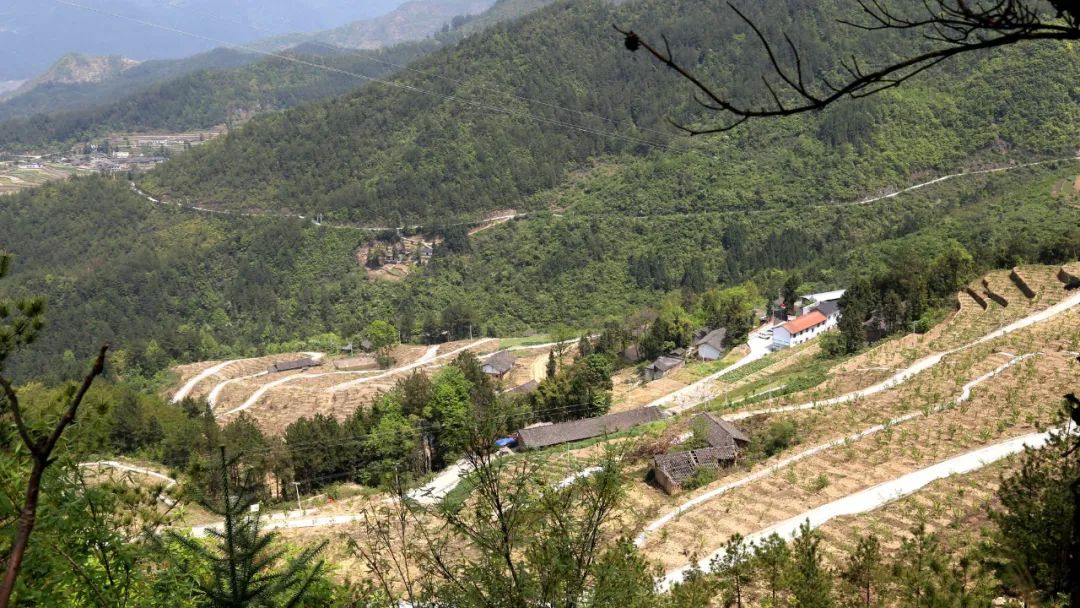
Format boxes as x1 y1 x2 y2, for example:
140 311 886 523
681 467 719 491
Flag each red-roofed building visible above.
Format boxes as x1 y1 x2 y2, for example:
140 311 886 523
773 310 829 348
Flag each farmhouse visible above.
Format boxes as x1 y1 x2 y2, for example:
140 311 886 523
772 310 829 349
644 355 684 381
652 414 750 494
515 406 664 450
504 379 539 395
693 328 727 361
332 355 377 371
482 350 516 379
268 357 319 373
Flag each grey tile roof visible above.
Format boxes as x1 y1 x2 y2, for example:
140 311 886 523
649 355 684 372
269 357 318 373
516 406 663 449
653 446 735 486
697 412 750 447
484 350 516 374
813 300 840 317
694 328 727 351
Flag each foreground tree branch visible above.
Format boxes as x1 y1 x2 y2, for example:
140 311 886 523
618 1 1080 134
0 345 108 608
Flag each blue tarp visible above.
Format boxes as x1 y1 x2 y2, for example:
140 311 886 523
495 437 517 448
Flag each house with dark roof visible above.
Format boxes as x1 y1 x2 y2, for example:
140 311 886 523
332 355 377 371
652 414 749 494
693 328 728 361
504 379 539 395
644 355 684 382
268 357 319 374
482 350 516 379
515 406 664 450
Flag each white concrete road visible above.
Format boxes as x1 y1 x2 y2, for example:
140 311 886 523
659 427 1064 590
78 460 179 507
649 328 775 415
636 353 1036 548
727 290 1080 422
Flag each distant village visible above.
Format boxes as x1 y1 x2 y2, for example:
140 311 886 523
1 126 226 187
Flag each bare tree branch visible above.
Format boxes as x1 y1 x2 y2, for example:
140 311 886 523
617 0 1080 134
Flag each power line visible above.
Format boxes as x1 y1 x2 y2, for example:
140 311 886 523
52 0 683 154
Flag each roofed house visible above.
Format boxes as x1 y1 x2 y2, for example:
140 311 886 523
693 328 728 361
504 379 539 395
332 355 377 371
653 448 733 494
695 412 750 453
268 357 319 374
482 350 516 380
812 300 841 327
772 310 828 349
516 406 664 450
644 355 684 382
652 414 749 493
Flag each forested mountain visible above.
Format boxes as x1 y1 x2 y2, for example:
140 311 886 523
2 0 1080 381
140 0 1080 224
0 0 556 151
0 43 438 151
0 49 258 124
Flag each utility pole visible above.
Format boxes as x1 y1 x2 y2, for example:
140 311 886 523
292 482 303 514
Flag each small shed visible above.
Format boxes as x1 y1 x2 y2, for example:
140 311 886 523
516 406 664 450
694 328 728 361
644 355 684 382
482 350 516 379
268 357 318 374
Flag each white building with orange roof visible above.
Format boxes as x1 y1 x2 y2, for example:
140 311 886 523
772 309 829 349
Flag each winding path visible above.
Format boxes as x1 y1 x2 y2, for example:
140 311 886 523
78 460 179 507
635 353 1037 548
659 426 1064 590
726 290 1080 422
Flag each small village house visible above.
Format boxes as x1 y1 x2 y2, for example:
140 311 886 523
268 357 319 374
515 406 664 450
693 328 727 361
482 350 516 380
644 355 684 381
652 414 749 494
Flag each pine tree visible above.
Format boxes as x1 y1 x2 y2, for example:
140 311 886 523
547 350 557 379
841 534 885 608
165 447 327 608
578 335 593 357
754 533 790 607
711 533 751 608
787 521 835 608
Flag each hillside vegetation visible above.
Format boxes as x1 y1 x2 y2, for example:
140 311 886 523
141 0 1080 223
2 0 1079 382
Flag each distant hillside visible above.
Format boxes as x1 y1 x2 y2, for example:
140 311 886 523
141 0 1080 224
0 0 555 151
256 0 495 51
0 0 409 80
13 54 140 92
3 0 1080 383
0 49 257 124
